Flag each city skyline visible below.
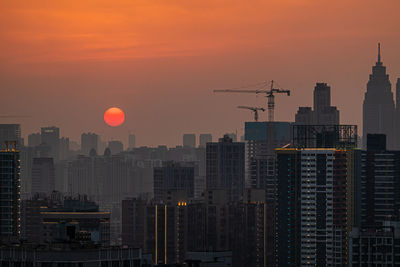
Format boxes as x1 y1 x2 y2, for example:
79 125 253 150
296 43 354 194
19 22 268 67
1 1 400 147
2 44 400 148
4 2 400 266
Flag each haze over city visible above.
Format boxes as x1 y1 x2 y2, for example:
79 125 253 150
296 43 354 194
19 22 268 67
3 1 400 266
1 0 400 147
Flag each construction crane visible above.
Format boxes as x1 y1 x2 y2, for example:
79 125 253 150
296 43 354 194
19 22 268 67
214 80 290 122
237 106 265 122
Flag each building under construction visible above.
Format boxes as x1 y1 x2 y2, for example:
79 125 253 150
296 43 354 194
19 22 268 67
292 124 358 148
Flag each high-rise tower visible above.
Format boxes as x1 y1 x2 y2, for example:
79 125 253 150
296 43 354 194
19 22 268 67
206 135 245 201
295 83 339 125
363 43 395 149
31 158 55 196
81 132 98 155
41 126 60 160
0 149 21 239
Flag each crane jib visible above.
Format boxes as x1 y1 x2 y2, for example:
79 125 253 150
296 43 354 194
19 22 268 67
213 80 291 122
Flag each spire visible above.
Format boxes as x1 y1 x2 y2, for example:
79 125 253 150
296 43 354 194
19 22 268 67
378 42 381 63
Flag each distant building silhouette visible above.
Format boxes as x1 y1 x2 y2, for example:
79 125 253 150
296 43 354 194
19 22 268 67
108 140 123 154
183 134 196 148
27 133 41 147
295 83 339 125
128 134 136 150
41 126 60 160
363 43 395 149
59 137 69 160
31 158 55 196
206 135 245 201
153 161 195 202
225 132 237 142
199 133 212 148
295 107 313 125
81 132 98 155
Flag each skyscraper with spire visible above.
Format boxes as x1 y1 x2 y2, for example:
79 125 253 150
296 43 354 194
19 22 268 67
362 43 395 149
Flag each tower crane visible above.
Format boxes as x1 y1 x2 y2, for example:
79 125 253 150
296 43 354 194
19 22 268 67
214 80 290 122
237 106 265 122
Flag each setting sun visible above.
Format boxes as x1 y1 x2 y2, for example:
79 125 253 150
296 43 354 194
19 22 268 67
104 107 125 127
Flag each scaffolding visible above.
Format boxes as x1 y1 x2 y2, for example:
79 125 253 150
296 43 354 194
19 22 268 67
292 125 357 149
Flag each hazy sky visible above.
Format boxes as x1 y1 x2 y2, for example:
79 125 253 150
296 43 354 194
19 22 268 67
1 0 399 147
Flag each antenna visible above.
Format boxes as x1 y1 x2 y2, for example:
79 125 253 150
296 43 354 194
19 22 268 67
378 42 381 63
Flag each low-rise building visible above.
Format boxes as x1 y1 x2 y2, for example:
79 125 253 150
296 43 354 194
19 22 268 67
0 246 143 267
22 195 110 246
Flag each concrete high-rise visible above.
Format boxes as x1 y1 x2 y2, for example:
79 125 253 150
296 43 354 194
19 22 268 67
206 135 245 201
153 161 195 202
41 127 60 160
244 122 291 191
59 137 69 160
199 133 212 148
363 43 395 149
275 148 358 267
67 156 96 197
295 83 339 125
313 83 339 124
359 134 400 227
0 124 21 150
183 134 196 148
295 107 313 125
31 158 55 196
81 132 98 155
349 222 400 266
0 150 21 239
243 121 291 264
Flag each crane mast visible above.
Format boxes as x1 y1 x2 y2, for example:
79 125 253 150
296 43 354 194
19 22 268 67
214 80 290 122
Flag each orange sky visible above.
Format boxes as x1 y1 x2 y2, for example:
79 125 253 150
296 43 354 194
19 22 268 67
1 0 399 147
